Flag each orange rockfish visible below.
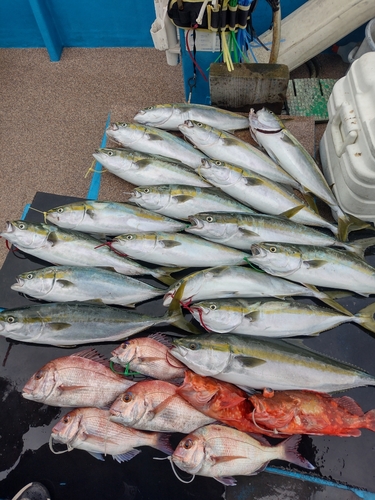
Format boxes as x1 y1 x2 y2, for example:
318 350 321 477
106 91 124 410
110 333 186 380
22 349 135 408
171 424 314 485
109 379 214 433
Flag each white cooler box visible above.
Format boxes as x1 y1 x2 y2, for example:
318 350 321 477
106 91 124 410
320 52 375 222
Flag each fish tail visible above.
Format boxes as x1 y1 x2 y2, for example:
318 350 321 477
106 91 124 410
344 236 375 260
279 435 315 470
166 282 202 335
364 409 375 432
154 432 174 456
356 302 375 334
152 267 186 286
336 210 374 243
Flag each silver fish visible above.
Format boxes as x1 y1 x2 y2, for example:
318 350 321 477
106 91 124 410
171 425 313 485
162 265 348 314
0 302 181 346
134 103 249 131
92 148 211 187
109 379 215 433
129 184 255 221
178 119 300 187
106 122 206 169
248 108 372 241
0 220 179 285
50 407 173 462
111 231 250 268
22 348 135 408
246 240 375 295
46 200 187 235
186 298 375 337
197 159 339 235
11 266 165 307
186 211 349 250
171 333 375 392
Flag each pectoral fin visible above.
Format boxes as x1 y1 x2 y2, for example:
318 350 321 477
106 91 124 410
303 260 327 269
239 228 260 237
236 356 267 368
160 240 182 248
279 205 306 219
173 195 194 203
55 279 75 288
48 323 72 330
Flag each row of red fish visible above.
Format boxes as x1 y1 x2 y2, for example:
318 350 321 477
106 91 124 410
21 333 375 485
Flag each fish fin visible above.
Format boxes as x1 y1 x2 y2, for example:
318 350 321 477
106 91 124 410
152 266 185 286
155 433 174 455
214 476 237 486
302 193 319 214
223 136 241 147
364 409 375 432
145 132 164 141
55 279 75 288
235 356 267 368
335 396 364 416
113 449 141 463
135 159 152 169
173 195 194 203
303 284 353 316
160 240 182 248
279 205 306 219
303 259 327 269
212 455 247 465
357 302 375 334
243 177 264 186
47 232 59 246
244 311 260 322
280 434 315 470
345 236 375 259
148 332 172 347
86 209 96 219
70 348 109 366
337 212 375 243
48 323 72 330
219 395 246 408
238 228 260 237
168 281 203 334
88 452 105 461
59 384 87 392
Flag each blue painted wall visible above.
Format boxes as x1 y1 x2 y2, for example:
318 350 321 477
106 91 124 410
0 0 156 49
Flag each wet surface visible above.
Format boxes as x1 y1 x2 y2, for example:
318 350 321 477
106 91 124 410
0 192 375 499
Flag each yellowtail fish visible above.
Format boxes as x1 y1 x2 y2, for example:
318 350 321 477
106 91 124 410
46 200 187 235
11 266 166 307
129 184 255 221
50 407 173 462
249 108 372 241
0 302 184 346
110 333 186 380
162 265 349 314
178 119 300 187
170 333 375 392
185 298 375 337
134 103 249 131
92 148 211 187
186 212 356 250
197 159 339 236
106 122 207 169
22 348 135 408
0 220 179 285
246 240 375 295
109 379 215 433
170 424 314 485
111 231 250 268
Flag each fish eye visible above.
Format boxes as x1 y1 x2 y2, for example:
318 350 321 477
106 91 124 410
146 106 153 110
119 123 127 127
269 246 277 253
142 188 150 194
206 216 214 223
183 438 194 449
209 304 217 310
18 223 26 230
126 234 133 240
57 208 64 213
7 316 15 323
26 273 34 280
34 370 44 380
197 122 203 127
62 415 71 424
214 161 222 166
107 151 114 156
189 342 198 350
122 393 133 403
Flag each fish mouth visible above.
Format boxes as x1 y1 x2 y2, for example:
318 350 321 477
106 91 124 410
130 190 141 199
11 277 24 290
187 216 203 229
250 244 264 257
3 221 14 234
182 120 194 129
108 123 119 131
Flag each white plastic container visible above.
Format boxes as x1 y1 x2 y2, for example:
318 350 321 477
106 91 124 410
319 52 375 221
